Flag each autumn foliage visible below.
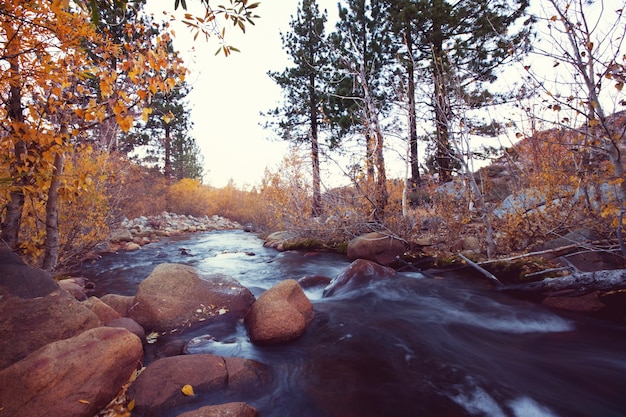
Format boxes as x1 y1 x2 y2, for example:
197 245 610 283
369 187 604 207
0 0 185 269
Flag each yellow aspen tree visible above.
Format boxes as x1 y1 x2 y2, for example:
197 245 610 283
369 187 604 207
0 0 187 269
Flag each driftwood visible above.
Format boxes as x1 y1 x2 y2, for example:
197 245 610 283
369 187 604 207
500 269 626 294
458 253 504 286
479 240 618 265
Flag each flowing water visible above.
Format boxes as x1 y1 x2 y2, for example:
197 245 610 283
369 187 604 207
76 230 626 417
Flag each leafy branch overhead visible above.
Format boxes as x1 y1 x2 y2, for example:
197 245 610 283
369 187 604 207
176 0 261 55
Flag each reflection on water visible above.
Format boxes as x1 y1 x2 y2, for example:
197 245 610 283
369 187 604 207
75 230 626 417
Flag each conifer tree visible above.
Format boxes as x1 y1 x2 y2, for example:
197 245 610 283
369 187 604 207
125 79 202 183
266 0 330 216
326 0 395 217
385 0 532 183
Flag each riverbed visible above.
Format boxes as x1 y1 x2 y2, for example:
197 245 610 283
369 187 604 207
76 230 626 417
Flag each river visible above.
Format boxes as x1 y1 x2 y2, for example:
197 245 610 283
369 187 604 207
76 230 626 417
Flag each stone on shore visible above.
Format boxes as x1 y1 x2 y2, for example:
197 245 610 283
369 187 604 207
542 290 606 313
245 279 314 345
0 327 143 417
57 277 90 301
263 231 300 251
347 232 407 266
100 293 135 316
127 354 269 417
106 317 146 342
0 245 102 370
128 263 255 333
84 296 122 324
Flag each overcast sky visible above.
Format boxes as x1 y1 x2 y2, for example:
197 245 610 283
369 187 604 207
145 1 340 189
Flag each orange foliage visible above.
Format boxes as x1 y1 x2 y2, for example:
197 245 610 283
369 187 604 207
0 0 186 267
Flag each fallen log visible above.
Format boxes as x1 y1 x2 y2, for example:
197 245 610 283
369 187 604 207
500 269 626 294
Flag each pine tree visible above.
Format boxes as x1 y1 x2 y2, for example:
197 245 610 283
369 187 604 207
125 79 202 183
265 0 330 216
385 0 531 183
326 0 395 217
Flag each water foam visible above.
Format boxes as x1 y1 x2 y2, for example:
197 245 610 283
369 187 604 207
509 397 560 417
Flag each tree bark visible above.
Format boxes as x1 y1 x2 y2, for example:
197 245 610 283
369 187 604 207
431 24 453 183
0 19 26 250
164 123 172 184
501 270 626 294
309 71 322 217
405 28 420 191
42 152 65 272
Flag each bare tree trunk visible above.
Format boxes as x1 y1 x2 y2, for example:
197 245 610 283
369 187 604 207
309 69 322 216
310 127 322 216
164 124 172 184
361 76 388 219
432 36 453 183
0 19 26 251
365 131 376 182
501 269 626 294
42 152 65 271
405 29 420 192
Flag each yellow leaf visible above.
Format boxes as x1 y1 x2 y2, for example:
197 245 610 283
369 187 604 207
141 107 153 122
162 112 174 124
127 399 136 411
181 384 194 396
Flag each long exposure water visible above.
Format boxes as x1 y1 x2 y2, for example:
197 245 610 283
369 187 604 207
76 230 626 417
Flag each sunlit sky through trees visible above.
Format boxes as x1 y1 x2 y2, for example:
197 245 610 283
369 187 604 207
144 1 338 189
144 0 513 189
145 0 624 189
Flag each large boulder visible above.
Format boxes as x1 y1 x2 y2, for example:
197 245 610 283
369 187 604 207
127 354 269 417
0 240 59 298
176 402 259 417
323 259 397 298
0 244 102 370
129 263 255 333
346 232 407 266
245 279 314 345
0 327 143 417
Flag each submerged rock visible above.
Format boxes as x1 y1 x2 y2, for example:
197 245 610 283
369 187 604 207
323 259 397 298
175 402 259 417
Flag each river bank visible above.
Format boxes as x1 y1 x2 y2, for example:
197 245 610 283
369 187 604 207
100 212 626 323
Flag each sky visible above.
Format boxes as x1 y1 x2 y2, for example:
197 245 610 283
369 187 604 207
145 1 339 189
143 0 624 189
